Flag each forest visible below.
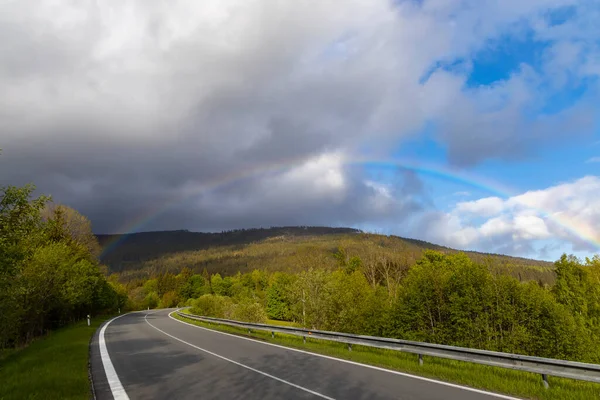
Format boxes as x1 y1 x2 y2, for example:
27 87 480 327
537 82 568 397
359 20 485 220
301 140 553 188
0 184 127 349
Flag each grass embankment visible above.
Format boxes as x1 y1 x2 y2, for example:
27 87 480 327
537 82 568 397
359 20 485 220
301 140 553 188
0 316 111 400
175 310 600 400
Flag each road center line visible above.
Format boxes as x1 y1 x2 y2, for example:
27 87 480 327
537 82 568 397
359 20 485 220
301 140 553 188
99 314 132 400
144 312 335 400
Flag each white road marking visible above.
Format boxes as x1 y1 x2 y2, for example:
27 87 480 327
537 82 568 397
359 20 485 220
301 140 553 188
144 312 335 400
99 314 132 400
169 311 522 400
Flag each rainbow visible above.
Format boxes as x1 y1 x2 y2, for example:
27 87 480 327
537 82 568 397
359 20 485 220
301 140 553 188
99 155 600 258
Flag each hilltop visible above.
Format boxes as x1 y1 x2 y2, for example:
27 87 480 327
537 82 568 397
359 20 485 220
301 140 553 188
96 227 555 284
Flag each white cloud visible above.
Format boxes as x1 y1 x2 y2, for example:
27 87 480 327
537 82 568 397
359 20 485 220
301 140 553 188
455 197 505 217
587 157 600 163
269 153 347 201
422 176 600 259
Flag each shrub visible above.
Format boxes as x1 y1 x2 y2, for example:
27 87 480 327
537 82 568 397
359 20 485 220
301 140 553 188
191 294 234 318
232 300 267 323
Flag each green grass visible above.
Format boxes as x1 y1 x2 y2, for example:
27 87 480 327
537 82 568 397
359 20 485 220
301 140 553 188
0 316 112 400
174 312 600 400
266 318 300 328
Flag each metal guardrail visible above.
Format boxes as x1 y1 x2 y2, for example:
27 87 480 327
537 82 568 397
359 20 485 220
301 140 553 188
176 310 600 388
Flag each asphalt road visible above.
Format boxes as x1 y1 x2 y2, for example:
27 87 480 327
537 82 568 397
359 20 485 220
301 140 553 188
90 309 519 400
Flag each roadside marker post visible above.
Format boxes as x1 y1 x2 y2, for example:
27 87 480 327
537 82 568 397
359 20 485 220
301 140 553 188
87 314 91 326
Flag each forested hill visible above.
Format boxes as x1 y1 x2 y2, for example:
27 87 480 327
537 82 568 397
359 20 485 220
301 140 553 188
97 227 554 283
97 227 362 266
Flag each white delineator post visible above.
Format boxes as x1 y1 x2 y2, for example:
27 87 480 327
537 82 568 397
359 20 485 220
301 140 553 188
87 314 91 326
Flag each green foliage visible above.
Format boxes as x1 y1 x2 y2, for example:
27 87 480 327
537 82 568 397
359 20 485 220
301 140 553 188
0 184 49 276
156 272 177 297
211 273 233 296
191 294 234 318
159 291 180 308
266 272 296 320
190 294 266 323
345 256 362 274
231 300 267 323
171 249 600 364
179 274 210 299
0 184 121 348
384 251 600 362
144 292 160 309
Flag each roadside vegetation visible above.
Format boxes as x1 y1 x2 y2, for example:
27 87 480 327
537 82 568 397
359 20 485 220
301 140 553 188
130 250 600 364
0 316 110 400
0 182 126 349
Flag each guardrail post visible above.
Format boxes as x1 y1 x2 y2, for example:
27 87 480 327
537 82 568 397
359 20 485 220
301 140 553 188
348 343 352 351
418 354 423 366
542 374 549 389
271 331 274 338
303 336 306 344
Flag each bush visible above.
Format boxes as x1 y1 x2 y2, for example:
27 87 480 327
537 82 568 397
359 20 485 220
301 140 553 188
232 300 267 323
159 291 180 308
144 292 159 309
191 295 234 318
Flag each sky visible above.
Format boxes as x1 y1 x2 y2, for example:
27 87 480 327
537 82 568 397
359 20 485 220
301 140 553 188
1 0 599 261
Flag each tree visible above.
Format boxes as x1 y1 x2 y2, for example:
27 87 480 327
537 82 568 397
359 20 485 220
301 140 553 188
289 268 330 329
322 270 373 333
211 273 233 296
179 274 209 299
42 203 101 258
266 273 296 320
0 185 49 347
0 184 49 278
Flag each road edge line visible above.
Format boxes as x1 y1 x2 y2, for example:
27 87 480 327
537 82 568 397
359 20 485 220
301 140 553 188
170 311 522 400
99 313 133 400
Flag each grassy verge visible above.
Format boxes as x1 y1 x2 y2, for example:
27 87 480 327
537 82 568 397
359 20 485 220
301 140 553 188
0 316 112 400
266 318 300 328
175 311 600 400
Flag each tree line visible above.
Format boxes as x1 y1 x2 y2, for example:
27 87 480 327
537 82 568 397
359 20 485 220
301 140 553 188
125 248 600 363
0 184 127 348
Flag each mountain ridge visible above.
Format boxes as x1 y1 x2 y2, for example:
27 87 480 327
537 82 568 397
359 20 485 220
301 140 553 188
96 227 554 284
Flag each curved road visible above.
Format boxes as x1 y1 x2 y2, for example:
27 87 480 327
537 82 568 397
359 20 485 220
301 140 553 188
90 309 519 400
